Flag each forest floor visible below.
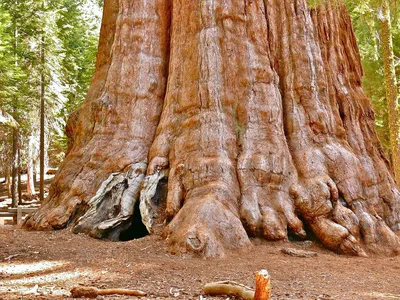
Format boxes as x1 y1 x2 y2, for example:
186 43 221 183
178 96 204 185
1 181 400 300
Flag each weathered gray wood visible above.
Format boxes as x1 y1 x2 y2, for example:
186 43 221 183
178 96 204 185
140 169 168 234
73 162 148 240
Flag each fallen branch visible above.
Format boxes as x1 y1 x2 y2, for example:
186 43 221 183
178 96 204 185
70 286 147 298
281 248 318 258
202 281 255 300
202 270 271 300
3 254 21 262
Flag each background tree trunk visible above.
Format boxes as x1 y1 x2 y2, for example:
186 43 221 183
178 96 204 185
26 137 36 197
33 160 37 189
25 0 400 257
6 167 11 198
17 146 22 205
11 0 19 208
379 0 400 185
39 20 45 202
11 129 18 208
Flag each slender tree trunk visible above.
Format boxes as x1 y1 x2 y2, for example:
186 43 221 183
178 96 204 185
4 169 9 184
26 165 33 197
44 120 49 173
11 129 18 207
25 0 400 257
379 0 400 185
26 137 36 197
40 15 45 202
6 167 11 198
33 160 37 189
17 146 22 205
11 0 19 207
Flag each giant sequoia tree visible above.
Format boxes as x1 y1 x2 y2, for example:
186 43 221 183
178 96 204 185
25 0 400 257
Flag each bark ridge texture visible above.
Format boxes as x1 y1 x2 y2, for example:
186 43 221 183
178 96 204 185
25 0 400 257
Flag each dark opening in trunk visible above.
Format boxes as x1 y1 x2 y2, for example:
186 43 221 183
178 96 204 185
119 200 149 241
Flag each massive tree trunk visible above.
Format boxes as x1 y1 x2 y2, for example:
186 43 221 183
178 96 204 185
25 0 400 257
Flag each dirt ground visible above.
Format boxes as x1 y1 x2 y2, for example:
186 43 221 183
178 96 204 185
1 227 400 300
1 180 400 300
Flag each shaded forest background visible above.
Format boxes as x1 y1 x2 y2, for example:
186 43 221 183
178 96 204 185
0 0 102 201
0 0 399 199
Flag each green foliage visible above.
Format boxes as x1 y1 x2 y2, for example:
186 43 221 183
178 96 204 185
49 0 101 161
0 9 14 102
0 0 101 173
56 0 101 115
309 0 399 157
347 0 400 156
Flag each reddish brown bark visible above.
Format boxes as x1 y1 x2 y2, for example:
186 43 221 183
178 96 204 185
25 0 400 257
26 163 35 197
6 167 11 198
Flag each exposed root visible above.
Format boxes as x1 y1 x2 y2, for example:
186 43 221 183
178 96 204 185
24 195 83 231
163 198 251 257
165 163 185 220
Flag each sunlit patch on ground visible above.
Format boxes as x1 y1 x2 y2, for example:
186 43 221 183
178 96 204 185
1 270 93 296
364 292 400 299
0 260 66 275
0 260 98 297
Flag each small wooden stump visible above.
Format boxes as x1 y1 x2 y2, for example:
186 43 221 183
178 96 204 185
254 270 271 300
